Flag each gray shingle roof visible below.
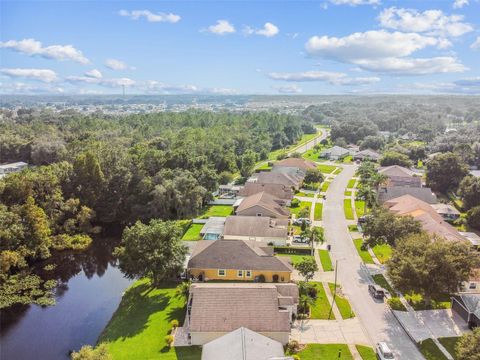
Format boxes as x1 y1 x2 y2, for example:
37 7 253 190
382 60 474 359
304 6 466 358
378 186 438 204
236 191 290 218
239 182 294 201
224 216 288 238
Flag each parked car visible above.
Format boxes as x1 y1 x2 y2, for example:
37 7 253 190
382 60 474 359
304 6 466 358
293 218 311 226
368 284 386 300
358 215 373 224
292 235 309 244
375 342 395 360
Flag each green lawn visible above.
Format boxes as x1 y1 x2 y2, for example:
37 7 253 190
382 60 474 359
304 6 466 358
344 190 352 197
328 283 355 319
321 181 331 192
302 149 322 162
296 191 315 198
288 344 353 360
310 282 335 320
356 345 376 360
371 243 392 263
314 203 323 220
290 224 302 235
353 239 374 264
255 163 272 171
405 293 451 310
347 178 357 188
181 223 203 241
344 199 354 220
278 254 313 266
348 224 359 232
355 200 365 217
418 339 449 360
318 164 338 174
99 279 201 360
438 337 460 360
199 205 233 218
318 249 333 271
289 201 312 217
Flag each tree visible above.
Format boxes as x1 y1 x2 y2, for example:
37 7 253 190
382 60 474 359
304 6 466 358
114 220 188 286
387 233 479 306
299 294 315 316
239 150 257 178
455 328 480 360
363 209 423 247
426 152 469 193
459 175 480 211
360 135 385 151
70 344 111 360
356 184 377 214
467 206 480 230
175 280 191 303
71 151 105 209
379 151 412 167
304 168 324 184
294 257 318 282
302 227 324 256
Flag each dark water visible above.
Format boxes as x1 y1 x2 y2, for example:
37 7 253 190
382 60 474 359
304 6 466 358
0 239 133 360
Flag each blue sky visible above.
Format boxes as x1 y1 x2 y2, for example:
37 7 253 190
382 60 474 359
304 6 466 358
1 0 479 95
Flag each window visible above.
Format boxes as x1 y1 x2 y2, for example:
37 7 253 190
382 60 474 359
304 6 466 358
256 213 262 217
237 270 243 278
218 269 226 276
245 270 252 278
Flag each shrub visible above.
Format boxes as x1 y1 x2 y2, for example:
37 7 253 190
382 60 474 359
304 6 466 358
387 297 406 311
165 335 174 347
307 286 318 299
277 153 288 160
292 355 301 360
286 340 301 353
170 319 179 329
290 198 300 208
467 206 480 230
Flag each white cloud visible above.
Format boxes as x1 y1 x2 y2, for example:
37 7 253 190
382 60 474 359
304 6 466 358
205 20 235 35
268 70 380 85
471 36 480 49
104 59 133 71
378 7 473 38
305 30 466 75
273 85 303 93
1 68 58 82
244 22 279 37
453 0 469 8
85 69 102 79
329 0 380 6
0 38 89 64
119 9 180 23
67 75 135 88
0 82 64 94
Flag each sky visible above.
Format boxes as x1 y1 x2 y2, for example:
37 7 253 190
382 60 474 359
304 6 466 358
1 0 480 95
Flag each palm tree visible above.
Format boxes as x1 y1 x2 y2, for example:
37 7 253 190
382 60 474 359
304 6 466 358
356 184 377 215
175 280 191 304
299 294 315 316
301 226 324 256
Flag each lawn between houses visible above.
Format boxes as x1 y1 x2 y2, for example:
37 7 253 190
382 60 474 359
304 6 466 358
99 279 201 360
328 283 355 319
344 199 354 220
198 205 233 218
181 223 203 241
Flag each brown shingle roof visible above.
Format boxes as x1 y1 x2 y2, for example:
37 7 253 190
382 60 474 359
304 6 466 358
255 171 302 188
274 158 317 171
223 216 288 239
238 182 294 201
188 239 293 272
236 191 290 218
189 283 292 333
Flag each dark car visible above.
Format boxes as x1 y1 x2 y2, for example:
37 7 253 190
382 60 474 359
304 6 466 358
368 284 386 300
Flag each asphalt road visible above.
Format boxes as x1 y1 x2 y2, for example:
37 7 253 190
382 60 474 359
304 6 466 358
322 164 425 360
288 128 329 156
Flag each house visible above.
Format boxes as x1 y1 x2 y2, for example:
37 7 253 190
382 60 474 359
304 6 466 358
186 283 298 345
273 157 317 172
200 217 226 240
451 293 480 328
187 239 293 282
378 165 422 188
238 183 293 206
251 171 303 190
218 184 242 197
377 186 438 204
201 327 291 360
320 146 350 160
235 191 290 219
384 195 465 242
353 149 381 162
0 161 28 178
460 232 480 248
223 216 288 246
431 204 461 221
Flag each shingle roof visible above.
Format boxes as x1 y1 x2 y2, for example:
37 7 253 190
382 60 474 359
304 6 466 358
379 165 417 178
321 146 350 157
431 203 461 216
274 157 317 171
255 170 303 188
378 186 438 204
188 239 293 272
239 182 294 201
354 149 381 160
236 191 290 218
201 327 287 360
189 284 292 333
223 216 288 239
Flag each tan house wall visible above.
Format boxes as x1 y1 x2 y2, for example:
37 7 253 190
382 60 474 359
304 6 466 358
236 205 287 219
190 331 290 345
189 268 291 282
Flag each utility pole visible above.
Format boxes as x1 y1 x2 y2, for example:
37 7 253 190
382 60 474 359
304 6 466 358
328 259 339 319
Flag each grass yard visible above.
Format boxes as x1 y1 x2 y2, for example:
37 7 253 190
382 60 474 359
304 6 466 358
314 202 323 220
310 282 335 320
290 224 302 235
418 339 449 360
321 181 331 192
318 249 333 271
199 205 233 218
347 178 357 188
344 190 352 197
348 224 360 232
181 223 203 241
289 201 312 217
356 345 377 360
355 200 365 217
99 279 201 360
405 293 451 310
353 239 374 264
328 283 355 319
255 163 272 171
288 344 353 359
344 199 354 220
318 164 338 174
371 243 392 264
278 254 313 266
302 149 322 162
438 337 460 360
296 191 315 198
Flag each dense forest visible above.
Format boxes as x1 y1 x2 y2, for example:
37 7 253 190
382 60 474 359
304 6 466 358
0 109 315 308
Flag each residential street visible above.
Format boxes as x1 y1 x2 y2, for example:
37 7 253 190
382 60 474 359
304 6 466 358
322 164 426 360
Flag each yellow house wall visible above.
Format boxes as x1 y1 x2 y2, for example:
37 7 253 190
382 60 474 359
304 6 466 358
189 268 291 282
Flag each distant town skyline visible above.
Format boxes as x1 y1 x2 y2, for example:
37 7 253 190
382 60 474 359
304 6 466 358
1 0 480 95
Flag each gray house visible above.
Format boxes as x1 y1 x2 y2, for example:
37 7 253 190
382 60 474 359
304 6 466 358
320 146 350 160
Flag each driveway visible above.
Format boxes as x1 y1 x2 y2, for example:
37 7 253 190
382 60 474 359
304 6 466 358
291 318 369 345
322 164 425 360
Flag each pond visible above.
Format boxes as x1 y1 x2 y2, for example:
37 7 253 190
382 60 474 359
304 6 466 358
0 239 133 360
